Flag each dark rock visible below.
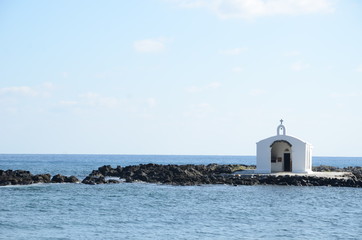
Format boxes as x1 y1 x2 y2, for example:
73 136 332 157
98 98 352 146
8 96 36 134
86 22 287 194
32 174 51 183
0 169 52 186
51 174 66 183
51 174 79 183
89 170 103 177
125 176 133 183
116 165 123 174
313 165 340 172
66 176 79 183
134 170 149 182
98 165 112 175
79 164 362 187
82 175 107 185
107 179 120 184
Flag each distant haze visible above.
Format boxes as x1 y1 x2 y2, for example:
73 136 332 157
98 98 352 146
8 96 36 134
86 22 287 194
0 0 361 156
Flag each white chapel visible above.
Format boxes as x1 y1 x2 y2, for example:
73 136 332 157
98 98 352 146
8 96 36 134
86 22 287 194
255 120 313 174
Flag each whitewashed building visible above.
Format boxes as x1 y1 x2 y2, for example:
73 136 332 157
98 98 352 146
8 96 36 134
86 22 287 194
255 120 313 174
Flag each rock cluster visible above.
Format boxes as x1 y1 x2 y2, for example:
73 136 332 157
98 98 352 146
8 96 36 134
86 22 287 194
82 164 362 187
51 174 79 183
81 164 251 185
255 175 362 187
313 165 362 180
2 164 362 188
0 169 79 186
344 166 362 180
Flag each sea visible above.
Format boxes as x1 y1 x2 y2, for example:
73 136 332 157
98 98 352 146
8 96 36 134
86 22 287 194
0 154 361 240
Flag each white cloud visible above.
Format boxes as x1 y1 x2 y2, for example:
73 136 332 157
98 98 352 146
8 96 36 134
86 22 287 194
0 82 56 98
0 86 38 97
284 50 301 57
232 66 244 72
219 47 247 55
169 0 335 19
43 82 55 90
207 82 221 89
186 82 222 93
329 92 361 98
146 98 157 108
80 92 121 108
41 82 56 97
249 89 266 96
3 107 18 114
220 0 335 19
186 86 202 93
60 92 157 113
356 64 362 72
184 103 214 118
167 0 206 8
61 72 69 78
59 100 79 106
196 103 211 109
133 38 169 53
291 61 310 71
58 93 120 109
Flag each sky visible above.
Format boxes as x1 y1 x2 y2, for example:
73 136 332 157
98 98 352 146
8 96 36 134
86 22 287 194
0 0 361 156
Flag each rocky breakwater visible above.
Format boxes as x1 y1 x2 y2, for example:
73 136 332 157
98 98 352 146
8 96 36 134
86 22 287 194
313 165 362 180
255 174 362 187
82 164 362 188
2 164 362 187
82 164 251 185
0 169 79 186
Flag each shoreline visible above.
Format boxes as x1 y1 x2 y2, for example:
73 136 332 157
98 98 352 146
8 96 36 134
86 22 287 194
1 164 362 188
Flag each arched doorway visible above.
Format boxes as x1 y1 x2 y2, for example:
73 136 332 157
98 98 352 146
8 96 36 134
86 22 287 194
270 140 292 172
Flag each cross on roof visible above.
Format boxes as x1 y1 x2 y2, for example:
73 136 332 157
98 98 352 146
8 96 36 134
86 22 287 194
280 119 284 125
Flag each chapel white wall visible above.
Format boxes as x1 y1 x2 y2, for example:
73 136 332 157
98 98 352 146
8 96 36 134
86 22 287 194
256 135 312 174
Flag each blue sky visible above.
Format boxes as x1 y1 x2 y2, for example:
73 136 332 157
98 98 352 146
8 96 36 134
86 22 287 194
0 0 361 156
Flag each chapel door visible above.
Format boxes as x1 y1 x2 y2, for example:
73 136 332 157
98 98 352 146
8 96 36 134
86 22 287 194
284 153 291 171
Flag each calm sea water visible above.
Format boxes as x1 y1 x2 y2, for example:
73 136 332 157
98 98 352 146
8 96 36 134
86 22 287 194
1 155 361 240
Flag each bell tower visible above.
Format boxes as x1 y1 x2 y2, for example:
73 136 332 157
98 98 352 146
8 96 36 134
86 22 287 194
277 119 286 136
